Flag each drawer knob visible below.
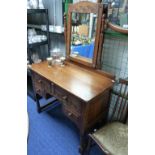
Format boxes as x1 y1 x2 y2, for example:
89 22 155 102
36 89 40 93
51 83 54 86
68 112 72 116
38 80 42 83
62 96 67 100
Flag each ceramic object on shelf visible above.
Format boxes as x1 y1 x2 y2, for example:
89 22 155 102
27 0 32 9
31 53 40 63
28 29 37 36
30 0 39 9
38 0 45 9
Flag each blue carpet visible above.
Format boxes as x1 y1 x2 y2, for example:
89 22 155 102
27 96 103 155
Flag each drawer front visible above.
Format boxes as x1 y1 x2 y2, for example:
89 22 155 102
43 79 51 95
54 85 82 116
63 107 80 125
32 73 53 97
66 95 82 114
32 73 44 96
54 85 68 103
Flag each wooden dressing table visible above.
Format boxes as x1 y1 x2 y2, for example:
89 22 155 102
31 61 114 153
30 1 115 154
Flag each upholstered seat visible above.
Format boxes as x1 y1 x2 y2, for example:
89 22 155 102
92 122 128 155
85 79 128 155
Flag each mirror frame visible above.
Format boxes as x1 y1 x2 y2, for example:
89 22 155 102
66 1 103 68
108 22 128 34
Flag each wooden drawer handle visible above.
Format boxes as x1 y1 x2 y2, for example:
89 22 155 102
62 96 67 100
68 112 72 116
38 80 42 83
36 89 40 93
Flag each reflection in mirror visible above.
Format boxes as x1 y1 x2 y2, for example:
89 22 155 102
70 13 97 63
108 0 128 29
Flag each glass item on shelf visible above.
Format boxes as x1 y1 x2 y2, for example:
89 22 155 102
28 34 47 44
31 53 41 63
40 25 64 33
30 0 39 9
38 0 45 9
46 57 53 67
41 35 47 41
27 0 32 9
54 26 64 33
28 29 37 36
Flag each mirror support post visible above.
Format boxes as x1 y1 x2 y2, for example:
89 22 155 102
64 13 67 54
96 14 105 69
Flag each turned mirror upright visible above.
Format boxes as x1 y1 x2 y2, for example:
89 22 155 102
64 1 106 69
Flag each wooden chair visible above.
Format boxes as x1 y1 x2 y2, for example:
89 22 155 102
85 78 128 155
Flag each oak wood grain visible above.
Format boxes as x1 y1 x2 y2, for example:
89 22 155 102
31 61 113 102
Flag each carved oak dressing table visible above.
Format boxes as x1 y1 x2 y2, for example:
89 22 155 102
30 1 115 154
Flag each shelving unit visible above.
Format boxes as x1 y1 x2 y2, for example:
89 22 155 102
27 9 50 63
27 24 64 34
27 9 50 99
28 40 48 49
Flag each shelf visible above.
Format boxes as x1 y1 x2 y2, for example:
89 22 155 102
27 8 50 66
27 24 41 30
27 24 64 34
27 9 47 14
28 40 48 48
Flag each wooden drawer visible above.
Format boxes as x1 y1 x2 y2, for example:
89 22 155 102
32 73 54 97
43 79 52 95
32 73 44 96
63 107 80 125
66 95 82 114
54 85 82 115
54 85 68 103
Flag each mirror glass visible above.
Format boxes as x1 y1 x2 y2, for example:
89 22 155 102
70 12 97 63
107 0 128 29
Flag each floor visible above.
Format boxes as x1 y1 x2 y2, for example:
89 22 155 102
27 96 104 155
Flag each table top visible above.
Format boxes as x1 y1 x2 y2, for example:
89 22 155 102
31 61 113 102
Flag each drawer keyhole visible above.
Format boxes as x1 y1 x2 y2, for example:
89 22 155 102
62 96 67 100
